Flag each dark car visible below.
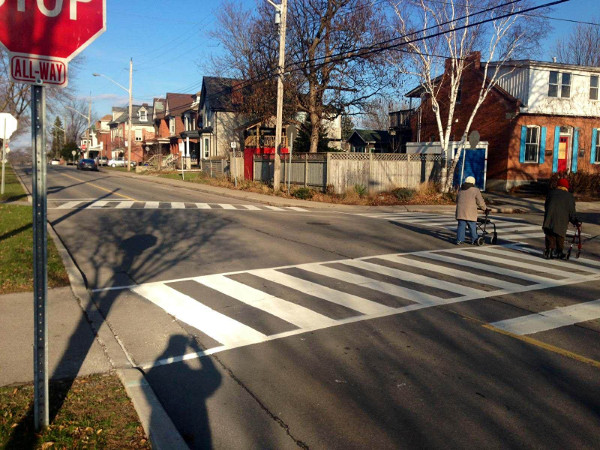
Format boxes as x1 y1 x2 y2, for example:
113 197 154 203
76 158 99 171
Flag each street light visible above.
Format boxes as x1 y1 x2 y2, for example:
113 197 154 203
93 58 133 171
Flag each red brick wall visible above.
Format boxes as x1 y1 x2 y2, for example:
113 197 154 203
507 116 600 184
411 64 520 186
410 57 600 190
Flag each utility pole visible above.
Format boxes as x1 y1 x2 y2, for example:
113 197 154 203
270 0 287 192
127 58 133 172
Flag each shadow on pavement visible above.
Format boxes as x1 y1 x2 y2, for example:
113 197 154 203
144 336 222 448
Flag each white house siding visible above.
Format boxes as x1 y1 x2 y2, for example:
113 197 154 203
493 65 530 106
216 111 243 157
526 66 600 116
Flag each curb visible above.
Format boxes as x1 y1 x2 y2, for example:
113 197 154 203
14 164 187 449
103 168 547 214
118 368 189 450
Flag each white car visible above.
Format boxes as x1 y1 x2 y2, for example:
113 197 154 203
108 157 126 167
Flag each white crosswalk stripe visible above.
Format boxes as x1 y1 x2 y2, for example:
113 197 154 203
490 299 600 335
355 211 545 241
99 245 600 367
50 200 311 212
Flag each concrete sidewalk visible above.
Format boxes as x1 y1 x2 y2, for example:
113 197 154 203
105 168 600 214
0 287 112 387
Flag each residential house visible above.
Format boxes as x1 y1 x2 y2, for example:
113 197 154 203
164 92 198 165
108 104 155 163
142 98 170 160
198 76 246 160
347 129 391 153
407 52 600 190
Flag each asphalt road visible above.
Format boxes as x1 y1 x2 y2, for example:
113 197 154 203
19 165 600 448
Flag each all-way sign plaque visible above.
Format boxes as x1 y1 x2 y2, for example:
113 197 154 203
10 55 67 86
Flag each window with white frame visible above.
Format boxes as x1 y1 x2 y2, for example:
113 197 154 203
135 129 142 141
548 71 571 98
169 118 176 135
138 109 147 121
591 75 599 100
525 126 540 162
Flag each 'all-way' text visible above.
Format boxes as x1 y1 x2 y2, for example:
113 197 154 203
10 55 67 86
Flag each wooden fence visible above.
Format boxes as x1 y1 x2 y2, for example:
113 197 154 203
250 153 443 193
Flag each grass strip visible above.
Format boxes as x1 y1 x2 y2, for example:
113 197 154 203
0 163 28 203
0 204 69 294
0 373 151 449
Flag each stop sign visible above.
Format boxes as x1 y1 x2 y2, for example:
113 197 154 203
0 0 106 86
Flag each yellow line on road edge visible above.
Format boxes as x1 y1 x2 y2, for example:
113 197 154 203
483 323 600 370
60 173 138 201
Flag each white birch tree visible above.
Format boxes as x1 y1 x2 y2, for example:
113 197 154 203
390 0 549 190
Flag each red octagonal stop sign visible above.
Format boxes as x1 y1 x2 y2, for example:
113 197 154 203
0 0 106 86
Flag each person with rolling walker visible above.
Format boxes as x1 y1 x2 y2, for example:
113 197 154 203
455 176 487 245
543 178 581 259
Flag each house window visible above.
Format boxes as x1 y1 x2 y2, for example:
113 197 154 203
549 71 571 98
204 138 210 159
591 75 599 100
595 130 600 163
169 118 176 135
561 72 571 98
525 126 540 162
139 109 147 121
135 129 142 141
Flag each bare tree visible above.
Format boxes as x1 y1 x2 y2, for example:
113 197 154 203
360 98 402 130
554 18 600 66
391 0 549 189
210 0 396 152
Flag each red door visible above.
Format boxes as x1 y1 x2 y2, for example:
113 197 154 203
557 136 569 172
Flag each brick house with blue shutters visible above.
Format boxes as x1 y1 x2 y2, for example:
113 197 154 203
407 53 600 191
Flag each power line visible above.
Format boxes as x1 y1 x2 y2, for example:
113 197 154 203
115 0 569 117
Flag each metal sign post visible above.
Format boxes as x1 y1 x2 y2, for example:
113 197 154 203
0 113 18 195
32 84 49 429
1 139 8 195
231 141 237 187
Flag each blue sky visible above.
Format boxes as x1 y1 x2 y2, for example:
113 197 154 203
74 0 594 119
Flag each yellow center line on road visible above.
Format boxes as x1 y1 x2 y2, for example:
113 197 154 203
58 173 138 201
482 323 600 370
445 308 600 370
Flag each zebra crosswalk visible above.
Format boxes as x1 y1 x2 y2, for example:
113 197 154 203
94 244 600 368
49 200 309 212
355 212 551 241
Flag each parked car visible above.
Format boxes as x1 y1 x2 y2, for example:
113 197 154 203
76 158 99 171
50 159 60 165
108 157 126 167
97 156 108 166
108 157 137 168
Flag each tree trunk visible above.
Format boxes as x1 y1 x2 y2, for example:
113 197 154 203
309 111 320 153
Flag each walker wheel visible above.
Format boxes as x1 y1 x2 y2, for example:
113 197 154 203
475 237 485 246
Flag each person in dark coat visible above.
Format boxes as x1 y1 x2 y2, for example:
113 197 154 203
543 178 580 259
455 176 487 245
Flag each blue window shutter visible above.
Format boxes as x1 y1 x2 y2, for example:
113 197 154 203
552 126 560 173
519 126 527 163
539 127 546 164
572 128 579 173
591 129 597 164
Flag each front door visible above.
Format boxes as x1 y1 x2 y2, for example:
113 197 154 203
558 136 569 172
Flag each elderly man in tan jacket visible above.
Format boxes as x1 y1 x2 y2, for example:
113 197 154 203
455 176 487 245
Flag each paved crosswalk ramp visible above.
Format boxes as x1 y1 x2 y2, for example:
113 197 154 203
49 200 308 212
97 245 600 367
355 211 579 241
